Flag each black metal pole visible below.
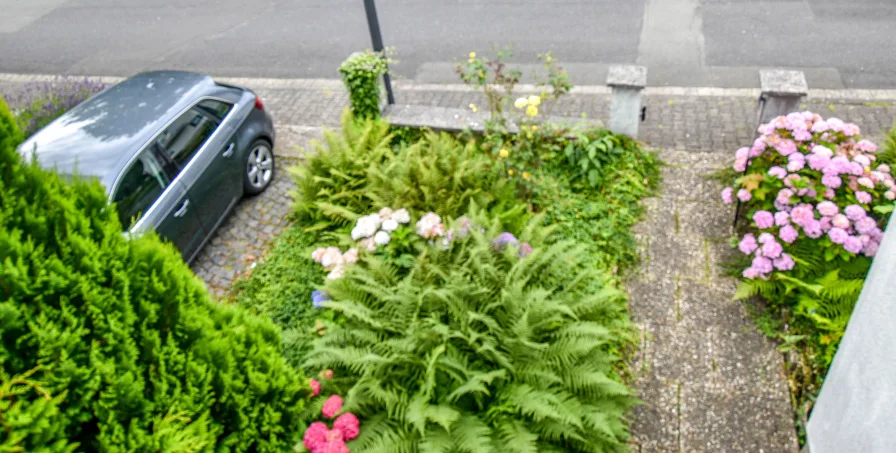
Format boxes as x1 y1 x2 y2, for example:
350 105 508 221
363 0 395 105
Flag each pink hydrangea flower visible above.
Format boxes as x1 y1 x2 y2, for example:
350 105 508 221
779 225 799 244
768 166 787 179
845 204 867 221
822 174 842 189
761 240 783 259
775 139 798 156
790 204 815 227
804 220 823 239
752 256 774 274
787 153 806 172
828 227 848 244
743 267 760 279
734 157 748 172
844 236 864 254
856 139 877 152
321 439 350 453
823 188 836 199
774 211 790 226
857 177 874 189
856 191 872 204
816 201 838 217
776 188 795 206
848 162 865 176
304 422 329 452
309 379 321 396
831 214 850 229
739 234 758 255
322 395 344 419
807 153 830 171
773 254 795 271
811 121 830 133
753 210 775 229
854 155 871 167
321 369 334 380
855 217 877 235
735 147 749 159
750 137 767 156
820 216 833 232
793 129 812 142
887 191 896 200
758 233 775 244
333 413 361 441
879 164 891 173
865 240 880 257
721 187 734 204
737 189 752 202
784 174 802 188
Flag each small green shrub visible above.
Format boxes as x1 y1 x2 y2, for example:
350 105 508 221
0 99 304 451
232 226 328 367
339 50 390 120
305 214 634 452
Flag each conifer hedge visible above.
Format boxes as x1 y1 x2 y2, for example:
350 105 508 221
0 99 304 452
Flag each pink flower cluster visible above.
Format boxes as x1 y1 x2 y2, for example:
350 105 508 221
303 371 361 453
722 112 889 279
312 247 360 280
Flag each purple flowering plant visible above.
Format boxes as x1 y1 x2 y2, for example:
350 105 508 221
722 112 892 280
3 77 106 137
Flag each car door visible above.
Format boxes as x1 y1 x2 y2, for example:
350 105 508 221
156 99 242 234
112 148 205 259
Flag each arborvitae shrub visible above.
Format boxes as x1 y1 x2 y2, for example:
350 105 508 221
0 98 304 452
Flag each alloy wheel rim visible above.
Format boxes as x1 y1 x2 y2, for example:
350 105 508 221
247 145 273 188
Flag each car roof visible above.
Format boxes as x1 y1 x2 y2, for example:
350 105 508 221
18 71 222 191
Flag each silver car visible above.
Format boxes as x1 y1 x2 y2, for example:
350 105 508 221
19 71 276 262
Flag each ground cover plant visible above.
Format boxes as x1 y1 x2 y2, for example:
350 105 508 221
719 112 895 440
0 98 306 452
236 48 659 452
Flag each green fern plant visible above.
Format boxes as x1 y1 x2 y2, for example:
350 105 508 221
304 214 634 453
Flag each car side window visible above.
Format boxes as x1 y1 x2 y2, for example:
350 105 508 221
198 99 232 121
154 104 218 171
113 149 170 229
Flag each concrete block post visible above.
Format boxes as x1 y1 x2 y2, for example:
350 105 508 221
805 210 896 453
757 69 808 126
607 65 647 138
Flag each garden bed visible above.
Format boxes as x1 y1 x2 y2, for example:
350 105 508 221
233 48 659 453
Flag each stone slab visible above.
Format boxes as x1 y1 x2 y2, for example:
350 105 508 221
759 69 808 97
607 65 648 88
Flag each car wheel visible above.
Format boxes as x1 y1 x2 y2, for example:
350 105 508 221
244 139 275 195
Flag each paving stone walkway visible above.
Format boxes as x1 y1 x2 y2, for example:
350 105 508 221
627 149 798 452
189 158 297 298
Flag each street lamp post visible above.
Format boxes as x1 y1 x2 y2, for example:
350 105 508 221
363 0 395 105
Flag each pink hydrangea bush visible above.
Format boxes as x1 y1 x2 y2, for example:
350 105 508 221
723 112 891 279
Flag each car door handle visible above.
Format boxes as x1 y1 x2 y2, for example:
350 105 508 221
222 143 235 158
173 199 190 218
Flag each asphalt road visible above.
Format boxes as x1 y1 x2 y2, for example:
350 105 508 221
2 0 896 89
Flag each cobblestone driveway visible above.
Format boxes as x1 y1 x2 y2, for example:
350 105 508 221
190 158 297 298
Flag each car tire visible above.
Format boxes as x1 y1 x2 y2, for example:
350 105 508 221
243 139 275 195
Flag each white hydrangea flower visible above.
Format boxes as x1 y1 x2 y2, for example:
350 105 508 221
374 230 391 246
378 207 394 221
320 246 344 269
514 97 528 109
352 214 381 239
381 218 399 232
311 247 327 263
359 237 377 252
392 208 411 224
342 248 359 264
416 212 444 239
327 264 345 280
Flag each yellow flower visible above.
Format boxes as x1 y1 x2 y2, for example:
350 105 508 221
469 52 476 59
514 97 528 109
469 103 478 113
499 148 510 158
531 125 538 131
526 105 538 117
522 171 531 180
508 169 515 176
527 95 541 106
